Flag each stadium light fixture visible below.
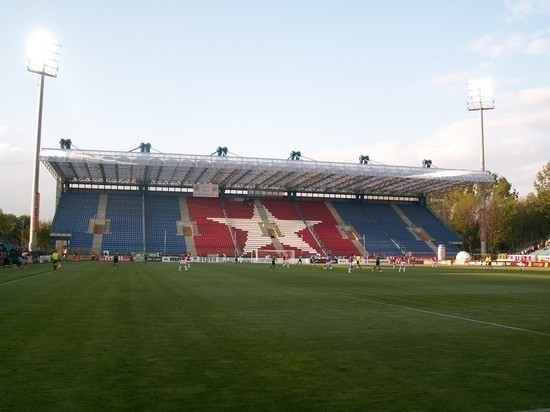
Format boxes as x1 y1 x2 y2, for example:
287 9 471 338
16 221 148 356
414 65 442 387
27 29 60 252
467 78 494 256
210 146 228 156
59 138 72 149
289 151 301 160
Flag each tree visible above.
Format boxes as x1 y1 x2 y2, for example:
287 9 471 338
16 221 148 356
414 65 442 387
0 210 51 251
534 161 550 193
37 220 52 251
445 187 480 252
0 210 20 245
0 210 12 241
511 161 550 250
485 174 518 253
532 161 550 238
514 195 541 249
13 215 30 247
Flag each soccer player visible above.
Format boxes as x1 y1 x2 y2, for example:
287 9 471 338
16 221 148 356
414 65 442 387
51 250 60 270
113 250 119 269
282 254 290 268
372 255 381 272
324 254 333 270
179 252 189 271
348 255 355 273
270 255 276 270
398 254 406 272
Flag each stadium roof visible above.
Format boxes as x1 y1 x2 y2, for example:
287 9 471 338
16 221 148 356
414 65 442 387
41 148 494 198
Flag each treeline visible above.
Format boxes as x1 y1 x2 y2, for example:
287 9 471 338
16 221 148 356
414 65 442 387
0 214 51 251
430 161 550 254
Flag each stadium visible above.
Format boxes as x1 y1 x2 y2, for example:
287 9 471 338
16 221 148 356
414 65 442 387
43 143 493 261
5 7 550 410
4 145 548 411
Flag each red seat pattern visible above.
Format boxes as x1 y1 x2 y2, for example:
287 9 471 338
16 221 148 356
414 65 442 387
296 200 359 257
186 196 235 256
186 196 358 257
261 199 321 256
220 198 256 254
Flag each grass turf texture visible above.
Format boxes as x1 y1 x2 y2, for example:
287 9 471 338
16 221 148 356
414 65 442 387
1 262 549 411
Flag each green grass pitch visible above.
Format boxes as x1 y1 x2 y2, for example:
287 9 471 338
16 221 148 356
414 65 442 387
1 261 549 411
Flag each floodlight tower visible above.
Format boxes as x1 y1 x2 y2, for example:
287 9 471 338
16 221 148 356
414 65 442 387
467 78 494 256
27 30 60 251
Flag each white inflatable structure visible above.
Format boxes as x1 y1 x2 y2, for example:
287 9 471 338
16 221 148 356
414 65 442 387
455 251 472 264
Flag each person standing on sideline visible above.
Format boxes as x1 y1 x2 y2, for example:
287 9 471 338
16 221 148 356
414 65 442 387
372 255 382 272
113 250 119 269
51 250 60 270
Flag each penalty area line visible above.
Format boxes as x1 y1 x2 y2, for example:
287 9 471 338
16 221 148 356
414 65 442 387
342 295 550 338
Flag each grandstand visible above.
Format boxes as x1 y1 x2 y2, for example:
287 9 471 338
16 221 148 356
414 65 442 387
43 147 492 258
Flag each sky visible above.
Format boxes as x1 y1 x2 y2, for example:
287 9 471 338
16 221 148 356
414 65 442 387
1 0 549 220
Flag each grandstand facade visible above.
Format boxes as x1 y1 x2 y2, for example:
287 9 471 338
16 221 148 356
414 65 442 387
42 147 493 259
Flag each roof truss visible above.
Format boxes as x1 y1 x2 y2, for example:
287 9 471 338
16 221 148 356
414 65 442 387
41 148 494 197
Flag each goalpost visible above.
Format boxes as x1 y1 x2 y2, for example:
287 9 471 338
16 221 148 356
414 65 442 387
252 249 296 263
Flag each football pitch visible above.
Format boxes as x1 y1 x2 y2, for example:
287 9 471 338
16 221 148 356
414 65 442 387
1 261 549 411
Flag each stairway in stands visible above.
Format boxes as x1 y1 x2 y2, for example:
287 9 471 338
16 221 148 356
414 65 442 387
91 193 108 253
253 199 283 252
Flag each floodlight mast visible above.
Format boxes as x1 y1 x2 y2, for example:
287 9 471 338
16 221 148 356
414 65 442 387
27 30 60 252
467 79 494 257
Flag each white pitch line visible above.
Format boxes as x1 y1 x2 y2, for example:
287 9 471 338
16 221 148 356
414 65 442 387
342 295 550 337
0 262 88 287
0 271 56 286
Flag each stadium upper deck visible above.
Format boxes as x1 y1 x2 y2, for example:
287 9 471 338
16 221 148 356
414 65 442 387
40 148 493 198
